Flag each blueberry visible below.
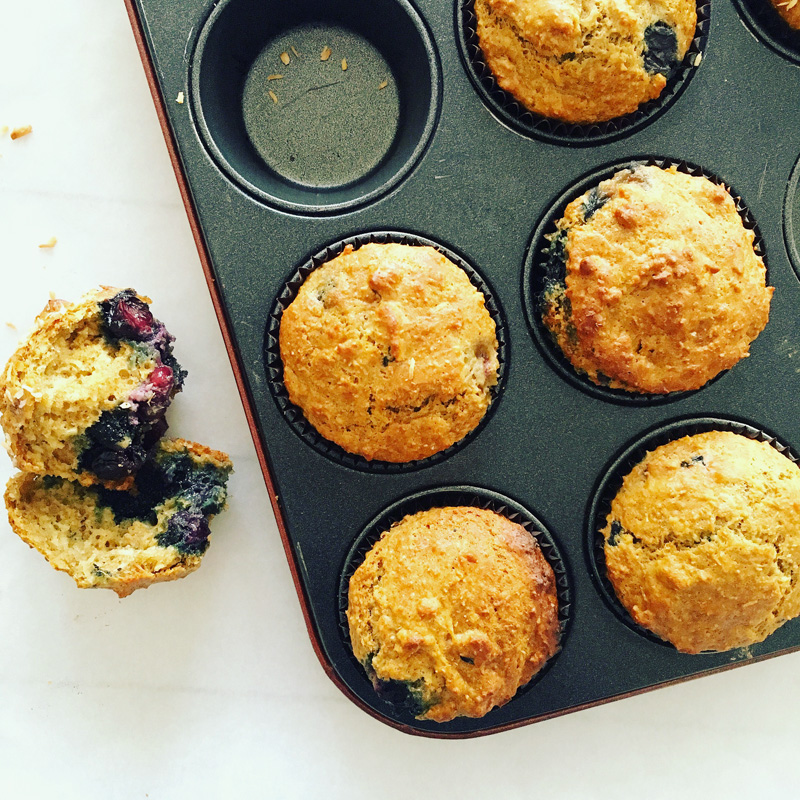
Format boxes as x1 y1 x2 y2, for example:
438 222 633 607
643 21 679 77
544 228 569 285
371 676 430 717
86 409 136 448
680 454 705 468
582 187 608 221
100 289 156 341
156 509 211 555
91 446 147 481
608 520 624 546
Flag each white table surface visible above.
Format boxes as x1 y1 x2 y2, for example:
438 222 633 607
2 2 799 798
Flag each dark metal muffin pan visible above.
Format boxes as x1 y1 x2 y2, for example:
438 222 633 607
125 0 800 736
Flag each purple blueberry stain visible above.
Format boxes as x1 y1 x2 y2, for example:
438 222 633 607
80 290 187 482
156 509 212 556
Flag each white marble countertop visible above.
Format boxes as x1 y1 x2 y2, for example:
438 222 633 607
1 2 799 798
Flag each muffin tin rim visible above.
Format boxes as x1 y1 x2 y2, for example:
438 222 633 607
188 0 444 216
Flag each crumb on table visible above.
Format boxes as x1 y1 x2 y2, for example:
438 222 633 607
176 91 185 104
342 58 348 71
378 80 389 90
321 46 332 61
280 51 290 65
269 90 278 104
39 237 58 249
11 125 33 140
291 46 301 58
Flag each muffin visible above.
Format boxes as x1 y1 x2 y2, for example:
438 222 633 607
771 0 800 29
279 243 499 462
0 288 186 487
541 165 773 394
474 0 697 124
5 438 232 597
601 430 800 653
347 506 560 721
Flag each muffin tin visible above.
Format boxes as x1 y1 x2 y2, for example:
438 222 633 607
125 0 800 736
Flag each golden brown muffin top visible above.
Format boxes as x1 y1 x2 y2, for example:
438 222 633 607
475 0 696 123
347 506 560 721
602 431 800 653
5 438 232 597
279 243 499 463
542 165 773 393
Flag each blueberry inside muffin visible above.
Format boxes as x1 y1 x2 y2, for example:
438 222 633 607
5 438 232 596
0 288 186 487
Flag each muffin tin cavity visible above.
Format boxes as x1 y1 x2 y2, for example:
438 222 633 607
264 231 507 473
586 417 799 651
337 486 572 730
733 0 800 64
522 157 768 405
785 154 800 281
190 0 440 214
455 0 710 146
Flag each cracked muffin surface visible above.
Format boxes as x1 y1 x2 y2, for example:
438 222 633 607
541 165 772 394
5 438 232 597
602 431 800 653
279 243 499 462
347 506 560 722
0 287 185 488
474 0 697 123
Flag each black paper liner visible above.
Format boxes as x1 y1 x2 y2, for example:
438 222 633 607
455 0 710 146
586 416 800 651
733 0 800 65
264 231 508 473
337 486 572 726
522 156 769 405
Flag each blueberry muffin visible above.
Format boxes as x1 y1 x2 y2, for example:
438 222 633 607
279 243 499 463
771 0 800 29
474 0 697 124
347 506 560 721
0 288 186 487
602 431 800 653
541 165 772 393
5 438 232 597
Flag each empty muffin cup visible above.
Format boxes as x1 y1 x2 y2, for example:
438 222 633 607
190 0 441 213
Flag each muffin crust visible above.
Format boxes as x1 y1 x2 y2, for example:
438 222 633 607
602 431 800 653
280 243 499 462
474 0 697 123
542 165 772 393
347 506 560 721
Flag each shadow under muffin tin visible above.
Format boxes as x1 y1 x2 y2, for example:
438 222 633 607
126 0 800 736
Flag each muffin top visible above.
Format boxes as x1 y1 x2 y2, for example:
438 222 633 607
0 287 185 487
347 506 560 722
602 431 800 653
5 438 232 597
541 165 773 394
279 243 499 463
474 0 696 123
771 0 800 28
